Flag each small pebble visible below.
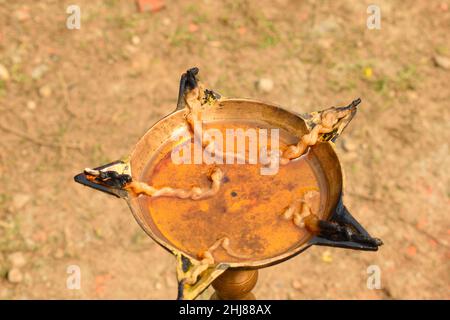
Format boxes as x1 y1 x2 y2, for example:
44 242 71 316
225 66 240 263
255 78 274 93
321 250 333 263
0 63 10 81
31 64 48 80
7 268 23 283
291 280 302 290
8 252 26 268
39 85 52 98
433 55 450 70
27 100 36 110
131 35 141 45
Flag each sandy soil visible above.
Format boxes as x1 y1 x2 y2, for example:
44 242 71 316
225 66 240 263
0 0 449 299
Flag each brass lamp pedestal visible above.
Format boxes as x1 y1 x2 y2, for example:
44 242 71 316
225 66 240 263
210 269 258 300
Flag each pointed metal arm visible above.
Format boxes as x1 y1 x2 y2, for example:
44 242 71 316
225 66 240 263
309 195 383 251
175 67 221 111
300 98 361 142
73 160 131 198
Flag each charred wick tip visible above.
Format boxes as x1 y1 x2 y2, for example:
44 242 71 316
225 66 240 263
176 67 200 110
351 98 362 107
335 98 362 113
84 169 132 188
185 67 199 90
187 67 199 75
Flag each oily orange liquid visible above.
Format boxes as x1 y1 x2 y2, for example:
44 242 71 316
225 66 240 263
140 121 327 263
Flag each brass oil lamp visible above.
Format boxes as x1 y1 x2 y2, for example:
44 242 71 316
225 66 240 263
75 68 382 300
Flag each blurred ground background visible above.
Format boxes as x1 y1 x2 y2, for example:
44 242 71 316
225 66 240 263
0 0 449 299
